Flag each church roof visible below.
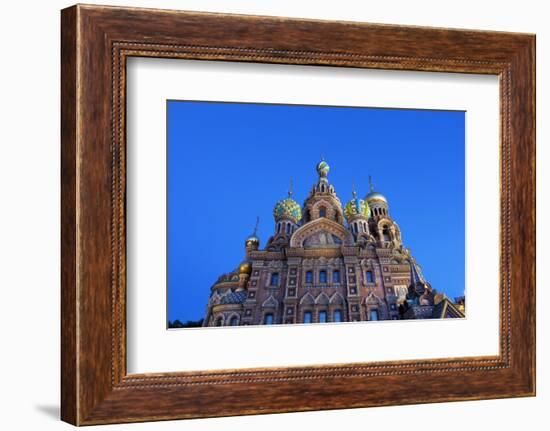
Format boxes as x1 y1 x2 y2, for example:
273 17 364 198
432 298 465 319
220 291 248 305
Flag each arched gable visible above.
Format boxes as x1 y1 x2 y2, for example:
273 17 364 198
290 218 354 248
300 292 315 305
329 292 345 305
262 295 278 308
365 292 383 305
315 292 330 305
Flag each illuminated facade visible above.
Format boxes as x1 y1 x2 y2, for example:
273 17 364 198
203 159 464 327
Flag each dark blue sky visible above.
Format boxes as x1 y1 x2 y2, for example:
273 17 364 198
167 101 465 322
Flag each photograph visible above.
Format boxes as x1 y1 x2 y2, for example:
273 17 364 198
167 101 466 329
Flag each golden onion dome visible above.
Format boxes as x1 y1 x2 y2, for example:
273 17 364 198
245 235 260 247
365 191 387 204
344 196 370 222
273 197 302 224
239 261 252 275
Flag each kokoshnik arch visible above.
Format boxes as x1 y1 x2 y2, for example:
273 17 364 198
202 159 465 327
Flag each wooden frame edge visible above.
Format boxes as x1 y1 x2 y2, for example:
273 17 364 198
60 4 536 425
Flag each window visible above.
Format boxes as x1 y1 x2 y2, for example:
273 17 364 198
277 223 281 234
370 309 379 321
333 310 342 322
319 207 326 217
319 311 327 323
319 270 327 283
366 270 374 283
383 225 391 241
333 269 340 283
305 270 313 283
264 313 274 325
270 272 279 285
303 311 312 323
215 317 223 327
229 316 239 326
286 223 291 234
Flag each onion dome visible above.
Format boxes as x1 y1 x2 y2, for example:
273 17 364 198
316 159 330 178
239 261 252 275
245 216 260 248
344 194 370 222
273 197 302 223
245 235 259 247
365 175 387 203
365 191 387 204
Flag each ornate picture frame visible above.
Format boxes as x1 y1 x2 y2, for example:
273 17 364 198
61 4 535 425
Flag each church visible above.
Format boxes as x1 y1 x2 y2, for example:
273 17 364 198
202 159 464 327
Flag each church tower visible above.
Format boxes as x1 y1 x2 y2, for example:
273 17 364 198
302 159 344 224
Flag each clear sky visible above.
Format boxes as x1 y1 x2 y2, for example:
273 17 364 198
167 100 465 323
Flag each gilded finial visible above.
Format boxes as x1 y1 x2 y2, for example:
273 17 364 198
352 179 357 199
369 175 375 192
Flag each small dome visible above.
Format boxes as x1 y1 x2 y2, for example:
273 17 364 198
245 235 259 247
273 197 302 223
316 160 330 178
365 191 387 204
344 197 370 222
239 261 252 275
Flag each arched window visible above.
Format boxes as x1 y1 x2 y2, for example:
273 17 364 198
215 317 223 327
229 316 239 326
303 311 312 323
353 223 358 234
366 270 374 283
383 225 391 241
332 270 340 283
286 223 291 234
319 270 327 283
270 272 279 286
305 270 313 283
264 313 274 325
333 310 342 322
277 223 281 234
319 207 326 218
370 309 379 321
319 311 327 323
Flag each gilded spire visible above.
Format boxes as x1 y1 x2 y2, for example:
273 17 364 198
252 216 259 236
352 179 357 199
245 216 260 248
368 175 375 192
288 177 293 197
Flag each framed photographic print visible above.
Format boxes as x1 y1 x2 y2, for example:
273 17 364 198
61 4 535 425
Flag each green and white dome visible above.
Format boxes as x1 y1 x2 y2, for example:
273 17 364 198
273 198 302 224
344 196 370 222
316 160 330 178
